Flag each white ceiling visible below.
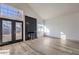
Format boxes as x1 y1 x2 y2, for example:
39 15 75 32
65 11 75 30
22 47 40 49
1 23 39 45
6 3 79 20
28 3 79 20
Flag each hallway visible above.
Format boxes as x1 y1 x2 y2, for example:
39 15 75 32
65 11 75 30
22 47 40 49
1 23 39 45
0 37 79 55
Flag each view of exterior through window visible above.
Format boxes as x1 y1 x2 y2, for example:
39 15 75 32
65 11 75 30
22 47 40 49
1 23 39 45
0 4 23 20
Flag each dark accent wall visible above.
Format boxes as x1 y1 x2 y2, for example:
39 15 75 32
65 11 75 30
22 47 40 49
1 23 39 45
25 16 37 40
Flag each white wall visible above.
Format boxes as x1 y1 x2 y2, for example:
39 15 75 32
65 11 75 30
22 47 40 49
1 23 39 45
45 12 79 41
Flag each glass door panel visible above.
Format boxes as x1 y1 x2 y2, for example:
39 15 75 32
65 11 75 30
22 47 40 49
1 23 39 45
16 22 22 40
2 20 12 42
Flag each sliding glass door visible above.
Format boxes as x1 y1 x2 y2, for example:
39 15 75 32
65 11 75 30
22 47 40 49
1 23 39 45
2 20 12 42
0 18 23 45
15 22 22 40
